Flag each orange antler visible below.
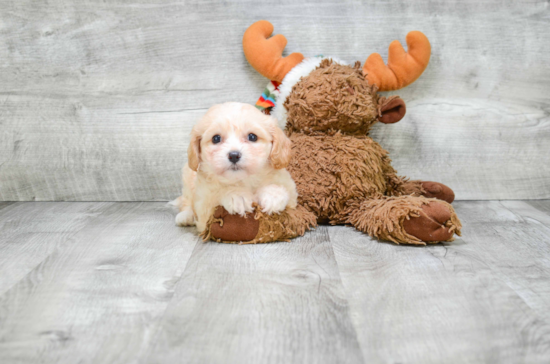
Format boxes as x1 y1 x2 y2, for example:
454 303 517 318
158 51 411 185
363 31 431 91
243 20 304 83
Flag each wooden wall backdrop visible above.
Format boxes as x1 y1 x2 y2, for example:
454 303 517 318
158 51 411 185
0 0 548 201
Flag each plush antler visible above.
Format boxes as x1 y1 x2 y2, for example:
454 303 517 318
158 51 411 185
363 31 431 91
243 20 304 83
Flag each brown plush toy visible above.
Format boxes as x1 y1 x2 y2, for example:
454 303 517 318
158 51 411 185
200 204 317 244
204 20 461 245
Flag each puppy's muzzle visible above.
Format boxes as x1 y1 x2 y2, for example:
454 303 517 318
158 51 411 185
228 151 241 164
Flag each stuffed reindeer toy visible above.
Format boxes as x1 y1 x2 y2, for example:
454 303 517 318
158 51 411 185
203 20 461 245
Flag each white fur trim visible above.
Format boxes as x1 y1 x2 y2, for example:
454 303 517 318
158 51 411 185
272 57 348 128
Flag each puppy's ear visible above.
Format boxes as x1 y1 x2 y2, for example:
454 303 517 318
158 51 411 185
270 126 292 169
187 127 201 171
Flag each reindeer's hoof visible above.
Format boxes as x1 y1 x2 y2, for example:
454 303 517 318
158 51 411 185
210 206 259 242
421 181 455 204
403 201 455 242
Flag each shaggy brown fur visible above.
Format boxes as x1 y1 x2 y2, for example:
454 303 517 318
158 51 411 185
285 61 380 134
346 196 461 245
288 131 423 223
283 60 461 244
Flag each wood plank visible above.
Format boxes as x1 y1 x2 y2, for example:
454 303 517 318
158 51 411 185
0 202 15 211
491 200 550 323
525 200 550 214
0 0 549 201
329 201 550 363
0 202 198 364
0 202 111 295
145 226 364 364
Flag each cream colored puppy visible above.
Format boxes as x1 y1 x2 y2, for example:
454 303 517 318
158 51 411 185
173 102 298 233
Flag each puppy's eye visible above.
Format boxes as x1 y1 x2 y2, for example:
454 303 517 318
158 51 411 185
212 135 221 144
248 133 258 142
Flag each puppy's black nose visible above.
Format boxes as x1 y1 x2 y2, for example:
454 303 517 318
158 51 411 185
228 151 241 164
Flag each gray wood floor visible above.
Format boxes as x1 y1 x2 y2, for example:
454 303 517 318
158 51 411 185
1 201 550 363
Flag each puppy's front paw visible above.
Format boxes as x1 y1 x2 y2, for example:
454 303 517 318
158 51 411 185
176 208 195 226
257 185 289 215
220 193 254 216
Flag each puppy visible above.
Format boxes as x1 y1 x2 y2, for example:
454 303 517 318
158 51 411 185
173 102 298 233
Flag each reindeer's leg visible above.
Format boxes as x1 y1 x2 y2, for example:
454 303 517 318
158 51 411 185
418 181 455 203
203 205 317 244
385 170 455 204
346 196 461 245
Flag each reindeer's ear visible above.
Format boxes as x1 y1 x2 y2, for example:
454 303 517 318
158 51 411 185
270 126 292 169
378 96 406 124
243 20 304 82
187 128 201 171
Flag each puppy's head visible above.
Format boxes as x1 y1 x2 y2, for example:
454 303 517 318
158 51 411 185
188 102 291 181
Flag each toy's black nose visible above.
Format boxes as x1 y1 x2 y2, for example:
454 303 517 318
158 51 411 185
228 151 241 164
